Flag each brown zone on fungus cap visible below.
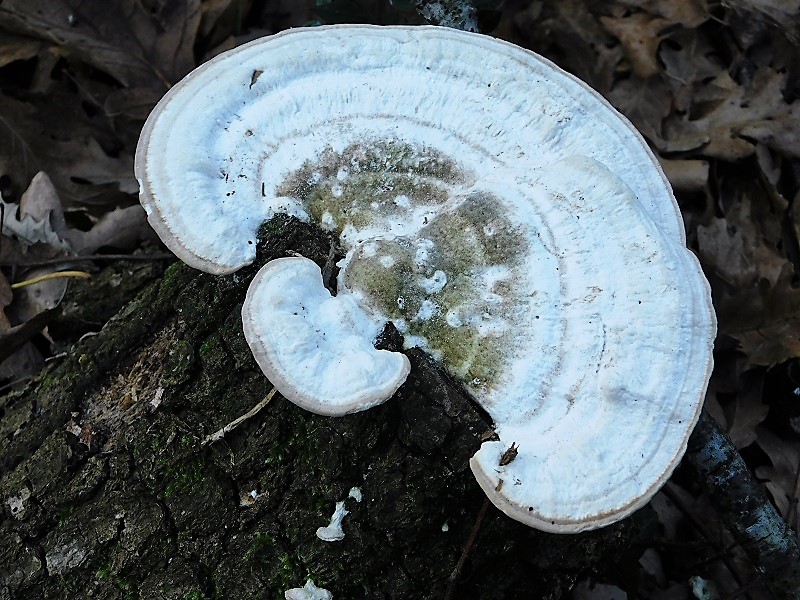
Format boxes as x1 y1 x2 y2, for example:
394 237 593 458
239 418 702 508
276 140 462 233
276 138 529 389
344 212 527 389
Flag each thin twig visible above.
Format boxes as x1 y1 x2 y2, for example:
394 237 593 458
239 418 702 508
444 497 490 600
10 270 91 289
201 388 277 446
661 483 748 595
5 253 174 268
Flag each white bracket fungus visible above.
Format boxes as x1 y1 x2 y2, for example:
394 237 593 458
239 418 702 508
316 501 349 542
285 579 333 600
242 256 410 414
135 25 716 533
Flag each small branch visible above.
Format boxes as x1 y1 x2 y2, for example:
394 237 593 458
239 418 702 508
4 253 175 268
201 388 277 446
10 270 91 289
444 497 490 600
684 410 800 599
661 483 747 592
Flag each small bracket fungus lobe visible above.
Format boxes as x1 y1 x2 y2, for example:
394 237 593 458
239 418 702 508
135 25 716 533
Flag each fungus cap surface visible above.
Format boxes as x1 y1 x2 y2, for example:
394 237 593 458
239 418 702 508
242 256 411 415
135 25 716 532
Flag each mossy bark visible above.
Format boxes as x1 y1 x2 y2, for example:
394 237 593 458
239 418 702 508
0 216 644 600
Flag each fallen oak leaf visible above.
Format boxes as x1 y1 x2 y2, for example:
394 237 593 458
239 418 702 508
716 263 800 367
600 12 671 78
2 172 152 257
0 93 133 206
755 427 800 524
0 0 199 89
616 0 710 28
0 32 42 68
0 306 56 363
663 68 800 160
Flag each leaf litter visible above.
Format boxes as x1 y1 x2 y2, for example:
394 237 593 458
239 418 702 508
1 0 800 597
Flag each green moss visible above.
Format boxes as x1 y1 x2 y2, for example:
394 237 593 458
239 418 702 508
161 457 208 498
37 373 55 391
199 340 214 358
244 531 275 564
58 575 78 593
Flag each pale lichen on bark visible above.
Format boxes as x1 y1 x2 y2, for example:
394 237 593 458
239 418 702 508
415 0 480 32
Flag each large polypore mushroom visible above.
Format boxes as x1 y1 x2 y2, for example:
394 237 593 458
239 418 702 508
135 25 716 533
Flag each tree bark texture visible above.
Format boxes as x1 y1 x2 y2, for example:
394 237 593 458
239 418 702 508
685 411 800 598
0 217 642 599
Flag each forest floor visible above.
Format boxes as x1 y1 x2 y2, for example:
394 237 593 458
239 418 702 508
1 1 799 598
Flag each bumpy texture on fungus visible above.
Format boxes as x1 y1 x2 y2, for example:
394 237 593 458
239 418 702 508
135 25 716 533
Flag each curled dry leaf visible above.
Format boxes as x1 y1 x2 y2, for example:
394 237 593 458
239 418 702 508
1 172 151 258
724 372 769 449
616 0 710 28
600 13 670 78
716 263 800 367
663 68 800 160
0 0 201 89
607 77 672 147
755 428 800 523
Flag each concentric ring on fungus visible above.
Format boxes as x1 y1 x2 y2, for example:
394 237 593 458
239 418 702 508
135 25 716 533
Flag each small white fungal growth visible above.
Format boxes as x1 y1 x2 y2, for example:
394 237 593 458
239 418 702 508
7 487 31 520
136 25 716 533
285 579 333 600
316 501 349 542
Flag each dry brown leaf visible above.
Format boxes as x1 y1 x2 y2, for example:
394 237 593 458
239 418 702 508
725 372 769 449
0 32 42 68
600 12 670 78
717 263 800 367
67 205 150 255
697 216 783 289
697 185 785 289
3 172 152 257
0 0 201 89
658 157 709 192
755 427 800 522
607 76 672 146
616 0 709 28
663 68 800 159
658 28 723 114
0 93 135 206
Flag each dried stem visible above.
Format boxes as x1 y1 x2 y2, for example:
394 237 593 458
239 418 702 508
444 497 490 600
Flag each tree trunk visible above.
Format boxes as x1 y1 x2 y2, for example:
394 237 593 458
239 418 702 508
0 216 643 599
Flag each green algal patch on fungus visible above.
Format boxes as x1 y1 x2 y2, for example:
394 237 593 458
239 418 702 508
276 138 529 390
